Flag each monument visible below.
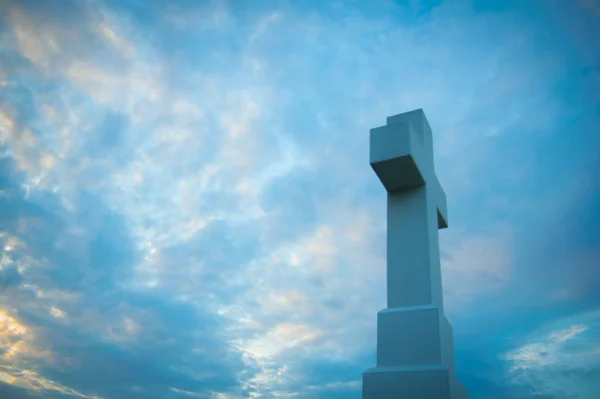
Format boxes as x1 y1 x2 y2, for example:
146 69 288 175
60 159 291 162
362 109 468 399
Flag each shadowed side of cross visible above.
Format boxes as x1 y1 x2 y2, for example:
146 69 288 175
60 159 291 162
369 109 448 229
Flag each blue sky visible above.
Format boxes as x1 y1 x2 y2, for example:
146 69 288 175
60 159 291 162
0 0 599 398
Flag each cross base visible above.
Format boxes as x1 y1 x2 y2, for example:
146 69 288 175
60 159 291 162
363 365 468 399
362 305 468 399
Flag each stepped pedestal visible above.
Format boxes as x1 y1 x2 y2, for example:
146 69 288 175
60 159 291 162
363 110 467 399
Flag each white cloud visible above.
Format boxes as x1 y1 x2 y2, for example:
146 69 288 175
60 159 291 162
1 367 102 398
503 309 600 398
0 311 96 397
441 226 513 313
307 379 362 391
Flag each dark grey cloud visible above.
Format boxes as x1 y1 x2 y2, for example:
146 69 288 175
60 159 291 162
0 159 252 398
87 110 130 159
0 383 43 399
0 262 22 288
259 170 320 242
156 219 261 301
16 295 248 398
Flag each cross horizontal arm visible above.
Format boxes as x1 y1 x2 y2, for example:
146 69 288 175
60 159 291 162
432 176 448 229
370 121 427 192
370 110 448 229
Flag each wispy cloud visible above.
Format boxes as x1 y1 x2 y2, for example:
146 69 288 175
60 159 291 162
441 225 514 313
503 310 600 398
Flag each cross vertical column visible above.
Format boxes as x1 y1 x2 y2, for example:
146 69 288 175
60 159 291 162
387 184 443 309
362 109 467 399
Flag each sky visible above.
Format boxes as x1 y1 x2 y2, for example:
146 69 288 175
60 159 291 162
0 0 599 398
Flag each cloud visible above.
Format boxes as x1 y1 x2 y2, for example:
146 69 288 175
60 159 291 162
503 309 600 398
441 226 513 313
0 159 251 398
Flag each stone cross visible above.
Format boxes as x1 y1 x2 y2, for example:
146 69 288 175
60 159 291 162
362 109 468 399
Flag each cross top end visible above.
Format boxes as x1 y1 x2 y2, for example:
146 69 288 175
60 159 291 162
386 108 433 149
369 108 436 191
369 109 448 229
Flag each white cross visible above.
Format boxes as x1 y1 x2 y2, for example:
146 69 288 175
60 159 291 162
370 109 447 309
